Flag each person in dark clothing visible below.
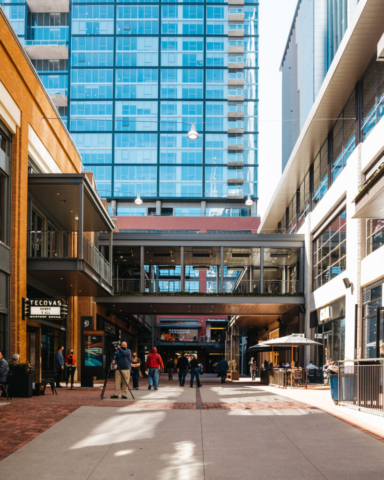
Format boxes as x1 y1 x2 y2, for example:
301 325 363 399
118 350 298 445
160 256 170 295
65 348 77 389
218 358 229 384
110 342 132 399
190 355 201 388
55 346 64 388
176 353 189 387
166 358 174 380
0 350 9 384
131 352 141 390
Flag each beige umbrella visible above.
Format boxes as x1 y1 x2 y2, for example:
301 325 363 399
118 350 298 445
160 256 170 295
263 334 323 386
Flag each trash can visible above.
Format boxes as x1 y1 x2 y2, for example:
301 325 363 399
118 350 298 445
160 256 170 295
329 375 339 404
33 383 45 396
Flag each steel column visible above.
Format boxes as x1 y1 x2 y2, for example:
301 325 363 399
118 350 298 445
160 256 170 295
220 246 224 292
260 247 264 293
78 182 84 260
140 246 145 293
180 246 185 291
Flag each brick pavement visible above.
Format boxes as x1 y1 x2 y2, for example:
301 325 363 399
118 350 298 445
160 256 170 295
0 381 311 462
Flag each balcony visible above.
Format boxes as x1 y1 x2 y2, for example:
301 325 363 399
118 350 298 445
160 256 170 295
114 278 299 295
28 173 115 296
353 162 384 219
26 0 69 13
24 42 68 60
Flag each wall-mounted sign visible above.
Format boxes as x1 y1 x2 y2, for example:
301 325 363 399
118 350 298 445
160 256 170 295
319 307 332 323
23 298 68 320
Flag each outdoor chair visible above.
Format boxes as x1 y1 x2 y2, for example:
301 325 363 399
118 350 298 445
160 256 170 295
42 372 58 395
307 369 317 383
293 369 305 387
0 380 11 400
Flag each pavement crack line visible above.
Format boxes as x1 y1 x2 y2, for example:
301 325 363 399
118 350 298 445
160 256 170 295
85 442 115 480
199 410 206 480
266 415 327 479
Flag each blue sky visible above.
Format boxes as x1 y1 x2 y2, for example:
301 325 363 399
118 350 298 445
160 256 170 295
258 0 298 219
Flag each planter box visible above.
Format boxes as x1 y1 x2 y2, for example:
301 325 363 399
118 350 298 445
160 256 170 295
9 373 33 398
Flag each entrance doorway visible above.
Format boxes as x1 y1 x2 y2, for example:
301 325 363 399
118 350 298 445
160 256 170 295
316 318 345 366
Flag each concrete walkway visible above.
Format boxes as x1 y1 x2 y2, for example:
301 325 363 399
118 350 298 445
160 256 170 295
1 375 384 479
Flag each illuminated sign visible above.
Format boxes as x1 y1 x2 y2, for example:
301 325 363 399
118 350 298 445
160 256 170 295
23 298 68 320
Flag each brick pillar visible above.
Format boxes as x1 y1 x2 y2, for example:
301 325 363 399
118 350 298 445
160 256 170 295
10 124 28 362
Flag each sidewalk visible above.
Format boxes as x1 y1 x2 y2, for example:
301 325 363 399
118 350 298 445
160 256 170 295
2 375 384 479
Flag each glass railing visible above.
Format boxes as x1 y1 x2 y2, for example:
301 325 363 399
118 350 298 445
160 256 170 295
27 231 112 285
25 40 68 46
113 278 299 294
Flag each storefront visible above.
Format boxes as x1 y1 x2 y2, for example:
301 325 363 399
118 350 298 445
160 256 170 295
311 297 346 366
362 280 384 358
25 295 68 381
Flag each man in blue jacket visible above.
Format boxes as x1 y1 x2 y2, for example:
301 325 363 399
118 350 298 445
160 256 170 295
111 341 132 399
55 346 64 388
218 358 229 384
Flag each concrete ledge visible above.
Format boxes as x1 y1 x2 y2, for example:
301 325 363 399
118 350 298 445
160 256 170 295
25 45 69 60
228 46 244 54
228 144 244 151
229 62 245 69
26 0 69 12
50 94 68 107
228 79 244 86
228 178 244 184
228 95 244 102
229 14 245 22
228 111 244 118
227 161 244 167
228 128 244 134
228 0 245 5
229 30 245 37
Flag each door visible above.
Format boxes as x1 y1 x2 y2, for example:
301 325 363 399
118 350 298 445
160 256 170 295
323 331 333 365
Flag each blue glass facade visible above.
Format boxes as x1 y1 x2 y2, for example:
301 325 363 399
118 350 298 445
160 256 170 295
1 0 259 217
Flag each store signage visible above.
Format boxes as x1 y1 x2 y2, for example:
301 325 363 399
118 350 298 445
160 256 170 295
319 307 331 323
23 298 67 320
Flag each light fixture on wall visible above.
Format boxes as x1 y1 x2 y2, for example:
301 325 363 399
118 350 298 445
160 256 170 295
187 123 199 140
134 193 143 205
343 278 352 289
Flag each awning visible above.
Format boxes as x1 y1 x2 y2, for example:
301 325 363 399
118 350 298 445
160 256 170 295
28 173 114 232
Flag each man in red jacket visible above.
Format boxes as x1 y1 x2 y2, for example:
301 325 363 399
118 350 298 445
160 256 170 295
145 347 164 390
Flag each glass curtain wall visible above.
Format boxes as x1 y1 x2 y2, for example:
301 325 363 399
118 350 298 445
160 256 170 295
1 0 259 216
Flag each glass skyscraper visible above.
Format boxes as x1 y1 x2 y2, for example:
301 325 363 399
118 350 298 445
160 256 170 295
1 0 258 217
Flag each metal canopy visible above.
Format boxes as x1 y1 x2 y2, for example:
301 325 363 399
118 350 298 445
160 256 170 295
353 171 384 219
262 335 322 346
28 174 114 232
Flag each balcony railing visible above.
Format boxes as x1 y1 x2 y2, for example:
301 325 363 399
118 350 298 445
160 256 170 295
27 231 112 285
113 278 299 294
339 359 384 416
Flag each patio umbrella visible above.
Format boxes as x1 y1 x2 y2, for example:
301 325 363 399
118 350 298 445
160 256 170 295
261 334 322 386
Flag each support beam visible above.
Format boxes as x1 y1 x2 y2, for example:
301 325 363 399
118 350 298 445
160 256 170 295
78 182 84 260
249 266 252 293
109 230 113 265
220 247 224 292
299 247 304 293
180 246 185 291
260 247 264 293
140 246 145 293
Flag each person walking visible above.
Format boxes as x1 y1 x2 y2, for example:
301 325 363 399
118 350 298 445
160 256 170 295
131 352 141 390
110 341 132 399
0 349 9 385
55 346 64 388
249 357 257 381
176 353 189 387
145 347 164 390
166 357 174 380
65 348 77 389
218 358 229 384
190 354 202 388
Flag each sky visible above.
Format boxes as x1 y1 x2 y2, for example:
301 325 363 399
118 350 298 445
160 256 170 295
258 0 298 219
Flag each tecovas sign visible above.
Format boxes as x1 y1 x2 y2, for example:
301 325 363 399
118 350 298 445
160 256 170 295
23 298 68 320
